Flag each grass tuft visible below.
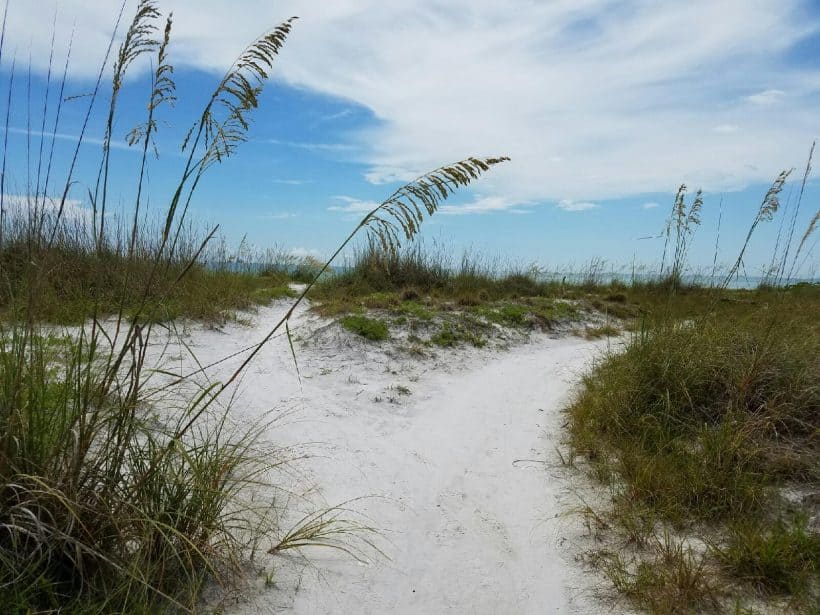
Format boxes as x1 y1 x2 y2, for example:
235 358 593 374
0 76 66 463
712 515 819 597
598 534 723 614
340 315 390 341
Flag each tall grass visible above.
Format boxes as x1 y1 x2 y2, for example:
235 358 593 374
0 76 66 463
566 160 820 613
312 240 564 307
0 205 300 323
0 325 277 611
0 1 507 610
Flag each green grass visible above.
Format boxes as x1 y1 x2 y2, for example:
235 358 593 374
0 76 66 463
562 159 820 613
310 244 817 334
429 322 486 348
310 244 568 311
473 298 579 329
340 315 390 341
712 515 819 596
0 241 297 325
310 245 599 340
583 324 620 338
0 326 275 612
596 534 722 614
566 285 820 611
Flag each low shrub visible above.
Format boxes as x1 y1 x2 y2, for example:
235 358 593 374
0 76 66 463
341 315 390 341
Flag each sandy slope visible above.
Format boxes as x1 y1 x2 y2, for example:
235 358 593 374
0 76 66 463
165 298 615 614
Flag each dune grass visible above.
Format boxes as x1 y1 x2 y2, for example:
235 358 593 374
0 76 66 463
570 301 818 516
309 241 817 353
340 314 390 341
0 236 296 324
311 242 564 309
0 325 278 612
310 243 607 338
565 168 819 613
0 4 303 610
2 0 814 611
0 1 509 610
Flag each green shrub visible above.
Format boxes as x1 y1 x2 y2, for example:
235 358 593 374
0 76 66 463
341 315 389 341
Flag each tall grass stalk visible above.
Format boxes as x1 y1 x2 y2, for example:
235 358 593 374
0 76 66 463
0 2 506 610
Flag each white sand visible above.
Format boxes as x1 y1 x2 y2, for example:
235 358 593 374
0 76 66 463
162 298 617 614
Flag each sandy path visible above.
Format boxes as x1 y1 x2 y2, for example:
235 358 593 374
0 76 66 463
171 301 611 614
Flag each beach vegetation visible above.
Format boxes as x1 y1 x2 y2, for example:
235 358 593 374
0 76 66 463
565 156 820 613
341 314 390 341
0 1 506 610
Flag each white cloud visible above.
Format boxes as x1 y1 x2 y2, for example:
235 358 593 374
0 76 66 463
439 196 528 215
263 138 355 153
557 199 598 212
261 211 298 220
1 193 92 224
271 178 312 185
319 108 354 122
330 194 529 216
290 246 322 258
327 195 379 213
746 89 786 105
642 202 660 209
3 126 134 152
713 124 740 134
4 1 820 205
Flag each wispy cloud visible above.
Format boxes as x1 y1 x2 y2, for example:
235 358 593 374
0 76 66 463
557 199 598 212
3 126 133 151
318 108 354 122
642 202 660 209
260 211 298 220
270 178 312 186
327 195 378 213
6 1 820 204
1 193 91 223
439 196 529 215
265 138 355 153
746 89 786 105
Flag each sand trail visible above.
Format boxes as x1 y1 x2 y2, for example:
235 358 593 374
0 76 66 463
175 300 611 614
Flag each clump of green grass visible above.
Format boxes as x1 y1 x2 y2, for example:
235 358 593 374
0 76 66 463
397 300 434 321
0 323 277 612
310 242 563 309
429 322 485 348
311 244 649 336
341 315 390 341
0 4 303 609
477 303 530 327
712 515 819 597
583 324 619 339
0 228 297 324
597 534 723 614
571 311 818 523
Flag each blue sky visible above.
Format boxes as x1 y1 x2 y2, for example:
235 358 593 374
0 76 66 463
0 0 818 276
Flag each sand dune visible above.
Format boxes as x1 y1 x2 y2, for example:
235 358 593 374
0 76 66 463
170 298 616 614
